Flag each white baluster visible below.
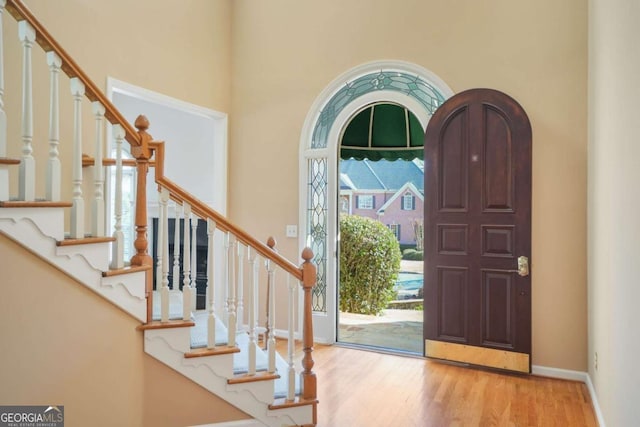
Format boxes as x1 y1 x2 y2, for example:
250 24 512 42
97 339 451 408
207 218 216 349
287 275 296 401
248 248 258 375
160 188 170 322
69 78 85 238
155 188 162 294
182 203 192 321
0 1 7 201
172 203 181 291
91 102 105 236
18 21 35 201
236 243 245 331
266 258 276 373
226 233 237 347
190 214 198 311
110 125 125 269
45 52 61 201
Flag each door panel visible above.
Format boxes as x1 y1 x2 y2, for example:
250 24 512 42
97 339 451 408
424 88 532 373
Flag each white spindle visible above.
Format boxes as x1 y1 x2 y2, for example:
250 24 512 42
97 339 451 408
190 214 198 311
110 125 125 269
69 78 85 238
91 102 105 236
172 203 182 290
287 275 296 401
45 52 61 201
155 188 162 294
182 203 192 321
248 248 258 375
160 188 170 322
207 218 216 348
236 243 245 332
226 233 237 346
18 21 35 201
0 1 7 201
266 259 276 373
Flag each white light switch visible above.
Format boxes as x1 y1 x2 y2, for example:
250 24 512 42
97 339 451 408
286 225 298 238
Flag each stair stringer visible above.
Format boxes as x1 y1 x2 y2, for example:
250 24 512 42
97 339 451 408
0 208 147 322
143 328 313 427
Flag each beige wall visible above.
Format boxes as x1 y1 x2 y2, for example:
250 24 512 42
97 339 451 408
0 235 248 426
588 0 640 425
3 0 231 200
230 0 588 370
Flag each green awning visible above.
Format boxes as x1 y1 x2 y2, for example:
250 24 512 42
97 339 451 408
340 102 424 161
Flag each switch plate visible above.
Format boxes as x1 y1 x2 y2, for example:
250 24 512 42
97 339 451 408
286 225 298 238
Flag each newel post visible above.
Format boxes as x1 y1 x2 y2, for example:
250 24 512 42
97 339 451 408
131 115 154 321
300 247 317 401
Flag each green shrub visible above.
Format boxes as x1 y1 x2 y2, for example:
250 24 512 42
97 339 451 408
339 215 402 315
402 248 424 261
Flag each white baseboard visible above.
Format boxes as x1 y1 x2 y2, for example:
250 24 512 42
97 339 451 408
532 365 605 427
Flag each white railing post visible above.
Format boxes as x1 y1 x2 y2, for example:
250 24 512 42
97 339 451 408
182 203 192 321
45 52 61 201
172 203 182 291
190 214 198 311
236 243 245 332
159 188 170 322
110 124 125 269
0 0 7 201
226 233 237 346
266 256 276 373
248 248 258 375
18 21 35 201
207 218 216 349
155 188 162 295
287 275 296 401
91 102 105 236
69 77 85 238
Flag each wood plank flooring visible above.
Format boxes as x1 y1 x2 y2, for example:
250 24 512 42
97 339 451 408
297 343 597 427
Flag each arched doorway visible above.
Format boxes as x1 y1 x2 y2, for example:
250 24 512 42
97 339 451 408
299 60 453 345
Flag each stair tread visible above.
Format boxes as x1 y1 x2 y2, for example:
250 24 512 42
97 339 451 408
0 200 72 208
0 157 21 165
269 397 318 410
228 371 280 385
137 319 195 331
57 236 116 246
185 346 240 358
102 264 152 277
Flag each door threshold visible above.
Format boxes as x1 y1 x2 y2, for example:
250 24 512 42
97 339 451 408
335 341 424 359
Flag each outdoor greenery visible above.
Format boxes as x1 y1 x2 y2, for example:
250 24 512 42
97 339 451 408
339 215 402 315
402 248 424 261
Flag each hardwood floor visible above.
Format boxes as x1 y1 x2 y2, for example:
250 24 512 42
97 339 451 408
296 343 597 427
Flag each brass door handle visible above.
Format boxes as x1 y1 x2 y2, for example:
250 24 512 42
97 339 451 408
506 256 530 276
517 256 529 277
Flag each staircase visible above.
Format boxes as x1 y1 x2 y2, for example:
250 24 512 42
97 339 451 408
0 1 318 426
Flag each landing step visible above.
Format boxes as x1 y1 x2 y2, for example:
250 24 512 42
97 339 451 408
137 320 195 331
0 157 20 165
228 372 280 385
0 200 72 208
103 265 152 277
185 346 240 358
57 236 116 246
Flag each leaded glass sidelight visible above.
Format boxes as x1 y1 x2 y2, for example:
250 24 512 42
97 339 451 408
307 158 328 312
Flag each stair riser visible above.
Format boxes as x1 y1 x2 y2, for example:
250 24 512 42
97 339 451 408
0 207 65 240
56 242 111 271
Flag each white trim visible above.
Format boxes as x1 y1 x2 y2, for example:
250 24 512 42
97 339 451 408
377 182 424 214
586 374 606 427
299 60 453 344
532 365 605 427
189 420 265 427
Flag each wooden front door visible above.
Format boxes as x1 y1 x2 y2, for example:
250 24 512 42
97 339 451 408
423 88 532 372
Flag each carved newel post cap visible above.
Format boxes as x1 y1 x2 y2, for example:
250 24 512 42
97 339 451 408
135 115 150 132
302 247 314 262
267 236 276 250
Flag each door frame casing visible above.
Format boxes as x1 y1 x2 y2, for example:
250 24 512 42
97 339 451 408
298 60 453 344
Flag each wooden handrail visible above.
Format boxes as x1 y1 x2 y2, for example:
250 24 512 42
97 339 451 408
149 140 304 281
82 155 140 168
5 0 140 148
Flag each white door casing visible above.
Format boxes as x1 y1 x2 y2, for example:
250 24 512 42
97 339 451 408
299 60 453 344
